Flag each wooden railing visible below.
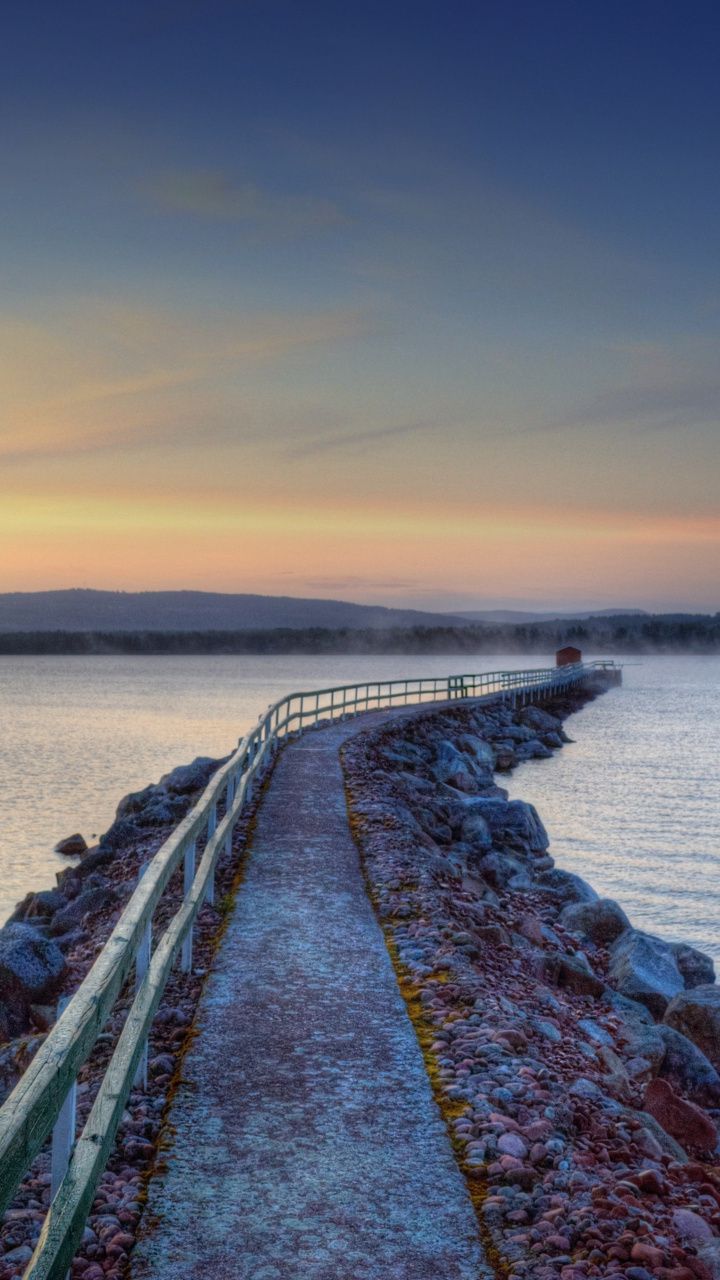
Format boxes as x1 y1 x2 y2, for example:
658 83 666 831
0 660 617 1279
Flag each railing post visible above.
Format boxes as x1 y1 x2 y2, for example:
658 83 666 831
133 862 152 1088
205 801 218 906
181 838 196 973
51 997 77 1200
225 774 236 857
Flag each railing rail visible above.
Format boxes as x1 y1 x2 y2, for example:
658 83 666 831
0 659 618 1279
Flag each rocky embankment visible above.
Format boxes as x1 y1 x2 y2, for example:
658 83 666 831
343 681 720 1280
0 752 256 1280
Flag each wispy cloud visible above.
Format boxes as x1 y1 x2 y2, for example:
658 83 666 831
287 418 439 459
0 300 371 462
530 378 720 439
143 169 347 236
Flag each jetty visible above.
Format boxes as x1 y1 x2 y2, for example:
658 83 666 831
0 661 620 1280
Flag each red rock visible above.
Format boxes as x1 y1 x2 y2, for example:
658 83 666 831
685 1259 714 1280
525 1119 553 1140
518 913 545 945
631 1241 666 1267
626 1168 667 1195
644 1079 717 1150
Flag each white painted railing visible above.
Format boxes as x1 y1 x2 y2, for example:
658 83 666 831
0 659 618 1279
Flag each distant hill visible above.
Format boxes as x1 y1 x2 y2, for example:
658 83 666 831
0 589 467 633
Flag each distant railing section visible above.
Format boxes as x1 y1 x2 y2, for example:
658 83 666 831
0 659 619 1279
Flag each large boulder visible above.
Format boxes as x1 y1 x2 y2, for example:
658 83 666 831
643 1078 717 1152
54 833 88 856
429 741 483 792
49 885 118 937
537 868 599 905
467 798 549 855
459 808 493 852
99 816 140 853
455 734 495 771
159 755 225 795
0 924 66 1037
657 1024 720 1107
608 993 666 1073
9 888 67 925
670 942 715 989
608 929 684 1017
476 850 529 890
664 985 720 1069
553 953 605 998
518 705 563 734
560 897 631 947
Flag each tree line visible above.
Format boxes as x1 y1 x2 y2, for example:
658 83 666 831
0 613 718 655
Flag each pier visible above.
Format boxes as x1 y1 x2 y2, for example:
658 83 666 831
0 661 620 1279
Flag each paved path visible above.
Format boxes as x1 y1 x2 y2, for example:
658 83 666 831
133 712 490 1280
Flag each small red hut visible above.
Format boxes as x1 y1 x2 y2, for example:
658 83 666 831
556 645 582 667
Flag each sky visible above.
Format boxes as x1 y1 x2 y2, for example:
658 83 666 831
1 0 719 613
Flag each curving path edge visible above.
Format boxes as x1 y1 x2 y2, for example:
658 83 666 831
132 710 491 1280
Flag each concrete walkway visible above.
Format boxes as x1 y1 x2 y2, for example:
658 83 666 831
133 713 490 1280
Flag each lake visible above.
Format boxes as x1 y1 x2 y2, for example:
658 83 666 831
0 653 718 959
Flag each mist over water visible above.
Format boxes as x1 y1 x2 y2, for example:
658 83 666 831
0 654 718 959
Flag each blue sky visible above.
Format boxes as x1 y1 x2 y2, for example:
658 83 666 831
1 1 718 610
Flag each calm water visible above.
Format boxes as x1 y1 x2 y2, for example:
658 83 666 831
0 654 718 959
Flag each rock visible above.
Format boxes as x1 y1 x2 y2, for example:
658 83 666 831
516 738 552 760
460 808 493 851
518 706 563 733
553 953 606 998
609 929 685 1017
0 1033 45 1104
159 755 225 795
0 923 66 1034
673 1208 714 1244
455 734 495 770
494 748 516 772
643 1078 717 1151
468 798 550 855
2 1244 34 1265
630 1243 665 1269
477 850 528 890
498 1132 528 1158
99 816 141 852
664 985 720 1069
560 897 631 946
537 869 599 905
612 1001 666 1072
54 832 88 856
671 942 716 989
9 888 67 924
71 847 113 879
49 886 118 936
657 1025 720 1106
475 923 510 947
626 1106 689 1162
29 1002 56 1031
115 782 166 819
577 1017 614 1046
381 739 428 769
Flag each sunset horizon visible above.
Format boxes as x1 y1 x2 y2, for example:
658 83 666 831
3 1 719 612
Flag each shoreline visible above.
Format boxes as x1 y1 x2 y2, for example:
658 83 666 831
2 679 720 1277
